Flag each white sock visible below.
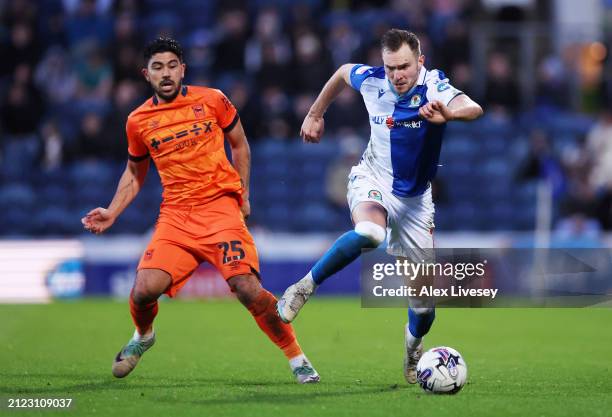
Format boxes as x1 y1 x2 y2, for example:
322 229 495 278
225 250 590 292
288 354 308 369
405 324 422 350
133 328 154 342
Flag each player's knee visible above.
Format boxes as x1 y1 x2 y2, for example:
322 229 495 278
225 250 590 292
131 270 169 305
354 221 386 247
130 287 158 305
228 274 261 306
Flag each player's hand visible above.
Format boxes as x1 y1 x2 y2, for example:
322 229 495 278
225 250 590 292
300 113 325 143
240 199 251 221
81 207 116 234
419 100 455 124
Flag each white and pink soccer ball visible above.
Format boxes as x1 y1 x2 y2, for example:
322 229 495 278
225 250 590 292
416 346 468 394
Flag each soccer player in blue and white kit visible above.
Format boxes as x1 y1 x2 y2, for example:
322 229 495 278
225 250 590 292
277 29 483 383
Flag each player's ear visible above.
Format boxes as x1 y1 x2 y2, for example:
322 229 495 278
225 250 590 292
180 63 186 80
418 54 425 66
142 68 150 82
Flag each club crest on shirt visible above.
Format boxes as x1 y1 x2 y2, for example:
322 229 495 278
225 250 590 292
192 104 205 118
368 189 383 201
409 94 422 108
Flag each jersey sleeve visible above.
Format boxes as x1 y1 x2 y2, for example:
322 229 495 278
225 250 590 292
126 116 149 161
213 89 239 133
424 69 463 106
349 64 376 91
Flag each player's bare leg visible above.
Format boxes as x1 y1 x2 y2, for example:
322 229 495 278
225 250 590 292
112 268 171 378
277 202 387 323
228 274 320 383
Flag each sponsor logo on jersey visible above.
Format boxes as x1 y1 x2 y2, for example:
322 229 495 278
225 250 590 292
149 121 213 153
377 88 386 99
355 65 373 75
144 249 154 261
368 189 382 201
150 138 160 151
408 94 422 108
437 82 450 92
371 115 386 125
385 116 422 129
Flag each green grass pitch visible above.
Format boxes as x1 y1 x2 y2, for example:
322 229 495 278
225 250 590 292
1 298 611 417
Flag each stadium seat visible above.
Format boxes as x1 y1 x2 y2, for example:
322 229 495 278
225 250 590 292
263 205 292 231
31 205 76 236
0 183 37 211
1 138 41 181
39 183 72 206
480 133 510 156
0 206 35 235
451 203 483 230
293 202 338 232
442 135 477 158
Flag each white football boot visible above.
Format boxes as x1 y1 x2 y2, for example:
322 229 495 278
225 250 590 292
404 325 423 384
276 276 316 323
291 357 320 384
112 331 156 378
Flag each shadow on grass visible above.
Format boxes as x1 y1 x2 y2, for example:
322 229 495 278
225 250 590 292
0 372 408 403
152 383 407 406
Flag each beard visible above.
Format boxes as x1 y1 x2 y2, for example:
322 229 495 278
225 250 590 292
154 80 181 102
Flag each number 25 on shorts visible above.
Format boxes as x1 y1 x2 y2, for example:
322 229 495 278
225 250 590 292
217 240 245 264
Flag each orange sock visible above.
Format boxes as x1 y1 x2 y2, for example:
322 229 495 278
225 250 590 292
129 291 158 336
247 289 303 359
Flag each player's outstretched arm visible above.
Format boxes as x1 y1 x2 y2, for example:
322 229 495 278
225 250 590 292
225 118 251 220
419 95 483 124
445 94 483 121
81 158 150 234
301 63 354 143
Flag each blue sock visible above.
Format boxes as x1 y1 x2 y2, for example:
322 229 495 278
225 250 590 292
310 231 376 285
408 307 436 338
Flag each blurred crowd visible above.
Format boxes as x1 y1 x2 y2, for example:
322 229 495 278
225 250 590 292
0 0 610 234
516 112 612 237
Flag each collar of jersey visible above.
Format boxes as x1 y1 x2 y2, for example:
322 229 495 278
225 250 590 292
387 79 417 99
385 67 427 99
152 85 188 105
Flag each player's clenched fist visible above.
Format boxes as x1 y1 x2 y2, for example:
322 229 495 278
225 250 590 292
81 207 116 234
419 100 455 124
300 113 325 143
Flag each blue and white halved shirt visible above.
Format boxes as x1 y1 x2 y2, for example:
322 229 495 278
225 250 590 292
349 64 463 197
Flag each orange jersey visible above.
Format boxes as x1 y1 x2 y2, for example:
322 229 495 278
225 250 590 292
126 85 242 205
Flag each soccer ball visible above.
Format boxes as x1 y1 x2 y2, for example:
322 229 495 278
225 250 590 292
416 346 467 394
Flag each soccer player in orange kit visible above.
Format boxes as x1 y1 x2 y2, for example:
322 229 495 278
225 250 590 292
81 37 319 383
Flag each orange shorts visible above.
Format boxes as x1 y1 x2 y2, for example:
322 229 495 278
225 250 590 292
137 194 260 297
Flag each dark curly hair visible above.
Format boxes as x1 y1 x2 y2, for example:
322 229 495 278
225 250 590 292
143 37 184 65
